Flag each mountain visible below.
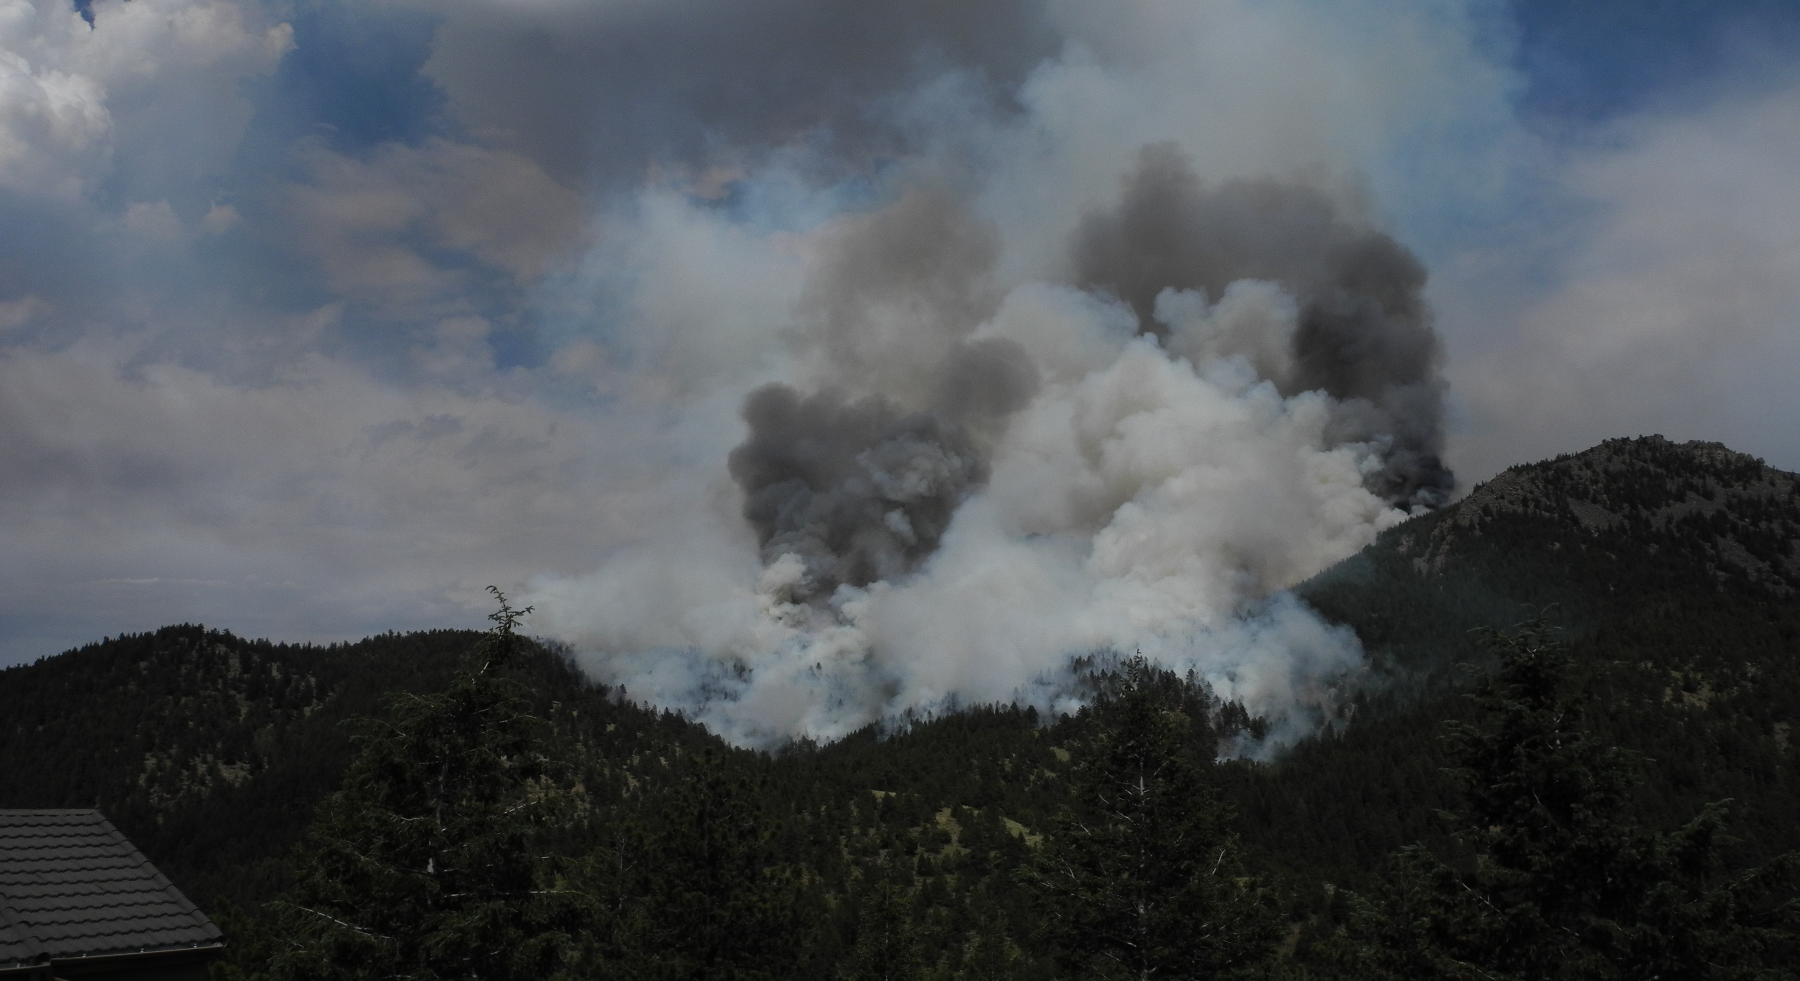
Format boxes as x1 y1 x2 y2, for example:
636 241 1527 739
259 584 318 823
1302 435 1800 677
0 627 723 909
1249 435 1800 887
1406 436 1799 592
2 435 1798 978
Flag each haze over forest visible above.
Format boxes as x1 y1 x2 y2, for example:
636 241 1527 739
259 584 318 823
8 433 1800 979
4 0 1800 748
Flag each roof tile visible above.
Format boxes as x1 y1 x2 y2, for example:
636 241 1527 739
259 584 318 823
0 810 223 962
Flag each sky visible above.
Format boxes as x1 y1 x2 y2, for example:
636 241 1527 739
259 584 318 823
3 0 1798 740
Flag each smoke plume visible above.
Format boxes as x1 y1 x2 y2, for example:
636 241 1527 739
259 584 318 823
728 189 1040 602
532 165 1445 750
1073 144 1453 507
525 9 1478 752
25 0 1797 702
730 386 989 601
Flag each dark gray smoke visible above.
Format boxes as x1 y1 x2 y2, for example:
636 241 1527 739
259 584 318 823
729 386 988 601
729 190 1039 600
728 331 1036 601
931 336 1041 421
795 189 1014 404
429 0 1059 188
1071 143 1453 507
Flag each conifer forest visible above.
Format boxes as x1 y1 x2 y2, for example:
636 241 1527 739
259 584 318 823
9 0 1800 975
6 437 1800 979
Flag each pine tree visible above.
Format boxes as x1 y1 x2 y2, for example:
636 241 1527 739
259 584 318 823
268 590 592 981
1343 619 1800 980
1027 655 1281 981
956 905 1028 981
839 874 926 981
640 753 800 981
576 793 656 975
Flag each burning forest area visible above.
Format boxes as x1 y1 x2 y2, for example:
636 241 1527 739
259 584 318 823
5 0 1800 977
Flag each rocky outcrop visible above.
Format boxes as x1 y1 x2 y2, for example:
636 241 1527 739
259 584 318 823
1404 436 1800 593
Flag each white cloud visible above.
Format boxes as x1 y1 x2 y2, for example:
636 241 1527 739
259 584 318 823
0 334 668 657
11 0 1796 762
0 0 288 199
1440 76 1800 479
0 4 111 196
518 0 1523 747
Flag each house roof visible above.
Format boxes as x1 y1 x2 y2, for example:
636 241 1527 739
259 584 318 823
0 810 222 968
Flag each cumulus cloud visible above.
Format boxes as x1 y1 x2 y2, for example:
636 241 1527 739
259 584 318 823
0 0 289 199
511 0 1517 748
0 0 294 360
0 43 110 198
278 137 587 315
1438 74 1800 479
9 0 1794 760
414 0 1059 186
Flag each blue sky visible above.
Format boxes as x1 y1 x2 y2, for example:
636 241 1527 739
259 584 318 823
1511 0 1800 119
2 0 1799 689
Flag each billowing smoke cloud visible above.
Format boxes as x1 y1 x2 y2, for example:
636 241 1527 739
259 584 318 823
1072 143 1452 507
6 0 1530 742
534 157 1442 749
423 0 1059 187
729 189 1038 602
730 386 989 601
10 0 1795 745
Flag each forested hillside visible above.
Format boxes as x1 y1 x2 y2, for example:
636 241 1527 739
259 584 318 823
1257 436 1800 889
2 435 1798 978
0 625 718 908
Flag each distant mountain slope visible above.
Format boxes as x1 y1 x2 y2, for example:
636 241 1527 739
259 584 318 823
1298 435 1800 677
1249 435 1800 886
1411 435 1800 593
0 626 720 909
6 435 1799 947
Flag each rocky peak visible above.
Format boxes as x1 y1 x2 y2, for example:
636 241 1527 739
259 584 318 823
1399 436 1800 593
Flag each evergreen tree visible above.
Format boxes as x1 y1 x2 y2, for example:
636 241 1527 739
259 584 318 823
641 754 800 981
1342 619 1800 980
839 874 926 981
574 794 656 975
268 590 592 981
1027 655 1281 981
956 906 1028 981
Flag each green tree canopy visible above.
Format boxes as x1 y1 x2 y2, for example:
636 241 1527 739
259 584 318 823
1344 619 1800 980
637 753 802 981
838 873 925 981
1027 655 1281 981
268 590 592 981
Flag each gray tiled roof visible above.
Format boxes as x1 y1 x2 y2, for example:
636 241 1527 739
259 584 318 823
0 810 222 967
0 912 41 967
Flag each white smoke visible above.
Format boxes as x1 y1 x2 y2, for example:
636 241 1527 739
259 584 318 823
519 0 1504 750
10 0 1798 681
530 259 1410 749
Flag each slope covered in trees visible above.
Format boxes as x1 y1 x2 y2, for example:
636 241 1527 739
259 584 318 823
0 623 716 909
1248 436 1800 895
2 435 1798 977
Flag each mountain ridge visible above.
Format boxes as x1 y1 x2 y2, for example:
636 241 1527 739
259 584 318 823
1417 435 1800 591
4 433 1799 978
